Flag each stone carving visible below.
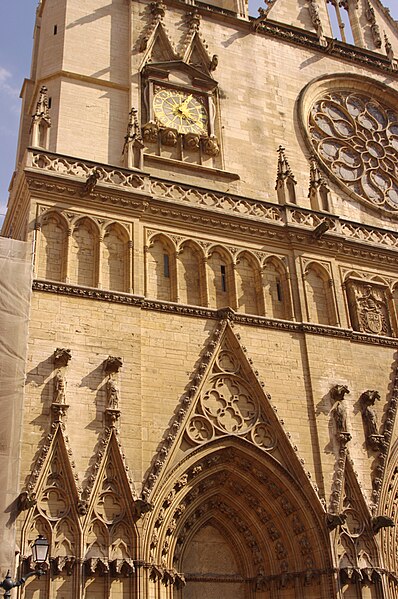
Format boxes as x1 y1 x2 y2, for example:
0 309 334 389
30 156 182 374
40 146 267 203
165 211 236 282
275 145 297 204
17 490 37 511
307 0 326 46
123 107 144 170
161 128 178 147
326 512 347 530
360 390 385 451
83 167 101 196
202 135 220 157
54 370 66 404
106 376 120 410
364 0 382 48
346 281 391 337
309 90 398 212
372 515 394 534
308 155 330 211
331 385 351 444
53 348 71 421
142 121 159 144
54 348 72 367
104 356 123 374
184 132 200 151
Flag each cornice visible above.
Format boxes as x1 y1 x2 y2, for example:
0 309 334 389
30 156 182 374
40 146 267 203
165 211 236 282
32 280 398 347
164 0 397 78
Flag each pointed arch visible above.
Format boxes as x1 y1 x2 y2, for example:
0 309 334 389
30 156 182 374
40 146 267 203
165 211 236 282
235 250 262 316
81 430 138 597
263 255 292 320
146 233 177 301
304 261 336 325
178 239 205 306
144 440 332 597
206 245 234 310
37 210 68 282
70 217 100 287
21 426 81 597
101 222 130 292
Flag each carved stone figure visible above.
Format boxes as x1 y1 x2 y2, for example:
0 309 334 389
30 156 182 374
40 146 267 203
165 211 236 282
83 167 101 195
104 356 123 374
360 390 380 437
360 390 385 451
106 376 120 409
331 385 351 443
142 121 159 143
308 0 326 46
184 132 200 151
54 347 72 367
54 369 66 404
202 135 220 156
161 127 178 147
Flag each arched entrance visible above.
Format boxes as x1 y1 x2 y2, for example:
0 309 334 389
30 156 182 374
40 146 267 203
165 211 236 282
144 440 334 599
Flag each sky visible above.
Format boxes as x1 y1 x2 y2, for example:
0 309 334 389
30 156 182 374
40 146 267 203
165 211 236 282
0 1 397 227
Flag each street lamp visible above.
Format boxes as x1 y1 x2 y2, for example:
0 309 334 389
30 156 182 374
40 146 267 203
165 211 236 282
0 535 49 598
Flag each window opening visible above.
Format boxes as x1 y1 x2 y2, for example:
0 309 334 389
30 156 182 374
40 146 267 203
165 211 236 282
276 280 283 302
48 97 52 109
53 25 58 35
326 0 354 44
163 254 170 278
220 265 227 292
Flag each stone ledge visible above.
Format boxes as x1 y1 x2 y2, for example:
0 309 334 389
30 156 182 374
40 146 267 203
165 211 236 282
32 280 398 347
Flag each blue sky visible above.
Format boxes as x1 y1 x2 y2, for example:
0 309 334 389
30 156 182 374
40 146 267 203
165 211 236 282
0 0 397 226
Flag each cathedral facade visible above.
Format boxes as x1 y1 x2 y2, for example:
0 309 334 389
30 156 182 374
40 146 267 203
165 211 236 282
3 0 398 597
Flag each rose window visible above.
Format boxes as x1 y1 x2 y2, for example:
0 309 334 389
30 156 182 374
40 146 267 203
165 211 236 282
308 90 398 211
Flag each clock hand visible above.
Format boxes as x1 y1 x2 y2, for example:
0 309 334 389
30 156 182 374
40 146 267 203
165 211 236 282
179 94 193 112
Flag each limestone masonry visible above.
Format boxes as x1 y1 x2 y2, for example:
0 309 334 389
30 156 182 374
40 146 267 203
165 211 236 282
2 0 398 597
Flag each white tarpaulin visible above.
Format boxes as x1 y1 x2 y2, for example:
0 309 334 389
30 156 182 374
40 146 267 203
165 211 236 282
0 237 32 574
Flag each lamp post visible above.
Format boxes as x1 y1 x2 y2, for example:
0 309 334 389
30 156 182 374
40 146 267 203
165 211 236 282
0 535 49 599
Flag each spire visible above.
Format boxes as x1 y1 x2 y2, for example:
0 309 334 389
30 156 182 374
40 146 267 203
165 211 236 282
275 145 297 205
32 85 51 126
308 155 330 211
30 85 51 149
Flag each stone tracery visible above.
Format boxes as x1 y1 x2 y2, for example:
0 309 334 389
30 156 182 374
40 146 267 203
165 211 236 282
309 90 398 211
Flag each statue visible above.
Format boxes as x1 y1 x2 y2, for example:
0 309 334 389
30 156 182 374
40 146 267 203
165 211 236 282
106 376 119 410
360 390 384 450
83 167 101 196
330 384 351 444
54 370 66 404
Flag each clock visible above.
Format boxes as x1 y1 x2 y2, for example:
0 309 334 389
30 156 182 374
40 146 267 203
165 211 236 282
153 88 208 135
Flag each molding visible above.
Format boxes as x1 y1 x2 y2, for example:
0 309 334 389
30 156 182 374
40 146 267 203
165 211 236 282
32 280 398 347
144 153 240 181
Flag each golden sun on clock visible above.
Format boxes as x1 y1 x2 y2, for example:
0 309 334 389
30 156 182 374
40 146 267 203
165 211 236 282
153 89 208 135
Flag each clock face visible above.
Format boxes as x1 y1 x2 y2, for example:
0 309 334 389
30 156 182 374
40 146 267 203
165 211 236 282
153 88 208 135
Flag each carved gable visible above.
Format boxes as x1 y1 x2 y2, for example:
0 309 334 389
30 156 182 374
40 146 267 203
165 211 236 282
143 319 318 501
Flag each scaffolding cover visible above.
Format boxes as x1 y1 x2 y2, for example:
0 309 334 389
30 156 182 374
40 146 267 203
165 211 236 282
0 237 32 573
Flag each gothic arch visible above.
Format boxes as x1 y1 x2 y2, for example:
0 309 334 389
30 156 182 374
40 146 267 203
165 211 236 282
304 261 336 325
70 217 100 287
101 222 130 292
206 245 234 310
178 239 205 306
144 440 333 597
37 210 68 282
263 255 292 320
146 233 177 301
235 250 262 316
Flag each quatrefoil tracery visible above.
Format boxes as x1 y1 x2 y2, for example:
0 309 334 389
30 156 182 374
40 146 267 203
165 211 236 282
186 348 277 451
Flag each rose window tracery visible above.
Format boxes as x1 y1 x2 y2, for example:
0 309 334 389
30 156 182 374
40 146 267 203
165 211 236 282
308 90 398 211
